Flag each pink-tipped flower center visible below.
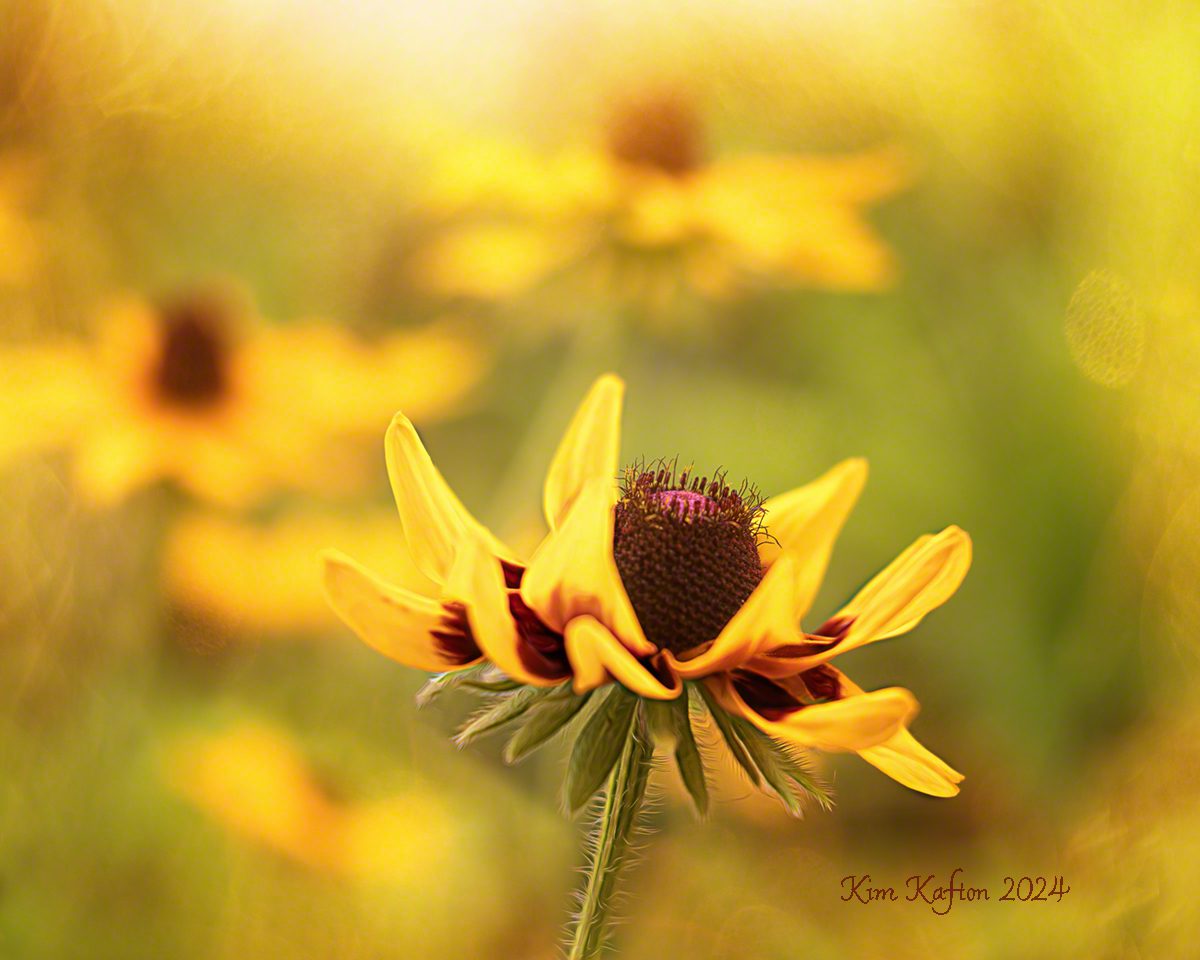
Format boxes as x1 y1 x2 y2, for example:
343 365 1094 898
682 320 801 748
650 489 715 517
614 463 766 656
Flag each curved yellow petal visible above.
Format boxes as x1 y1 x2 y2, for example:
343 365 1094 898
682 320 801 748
521 477 655 656
858 728 964 797
384 413 515 584
543 374 624 532
564 615 681 700
837 671 962 797
837 525 972 643
759 458 868 619
708 671 916 753
665 553 803 679
443 535 565 687
749 526 971 676
322 550 479 671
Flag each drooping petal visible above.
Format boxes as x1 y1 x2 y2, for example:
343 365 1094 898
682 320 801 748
707 670 916 754
443 535 566 687
321 550 481 671
758 458 868 619
543 374 624 531
858 729 964 797
665 553 803 679
564 615 681 700
837 671 962 797
384 413 515 584
521 477 655 656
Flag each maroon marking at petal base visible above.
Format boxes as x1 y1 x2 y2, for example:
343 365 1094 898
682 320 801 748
732 670 805 721
500 560 525 589
765 615 857 661
643 652 678 691
800 664 843 702
814 614 855 639
764 639 839 659
507 593 571 680
432 602 483 666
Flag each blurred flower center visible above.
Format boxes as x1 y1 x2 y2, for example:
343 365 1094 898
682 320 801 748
152 294 231 409
606 94 704 177
613 464 764 655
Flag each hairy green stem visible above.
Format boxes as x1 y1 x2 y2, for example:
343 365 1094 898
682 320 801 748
566 705 651 960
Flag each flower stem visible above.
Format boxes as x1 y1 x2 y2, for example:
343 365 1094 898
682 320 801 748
566 703 652 960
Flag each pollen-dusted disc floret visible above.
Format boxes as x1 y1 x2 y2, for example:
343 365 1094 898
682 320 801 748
613 461 767 656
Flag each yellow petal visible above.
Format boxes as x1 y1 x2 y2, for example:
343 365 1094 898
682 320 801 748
666 553 803 679
0 342 97 461
322 550 477 671
564 615 681 700
543 374 624 531
692 153 906 290
858 728 964 797
758 458 868 620
385 413 515 584
521 477 655 656
749 526 971 676
444 535 566 687
837 671 963 797
838 525 972 643
708 671 916 753
410 222 578 300
72 422 162 507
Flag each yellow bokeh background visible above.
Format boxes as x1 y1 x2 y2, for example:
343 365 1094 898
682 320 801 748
3 1 1199 957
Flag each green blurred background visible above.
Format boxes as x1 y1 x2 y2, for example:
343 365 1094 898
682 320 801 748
3 1 1198 957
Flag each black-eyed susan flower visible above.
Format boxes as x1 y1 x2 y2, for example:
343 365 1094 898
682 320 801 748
323 373 969 956
411 92 909 305
0 289 485 506
323 374 969 803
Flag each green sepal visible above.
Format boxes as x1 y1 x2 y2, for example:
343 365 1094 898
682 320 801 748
453 684 561 748
697 682 833 815
645 691 709 816
416 665 522 707
504 689 592 764
696 681 762 786
565 686 639 815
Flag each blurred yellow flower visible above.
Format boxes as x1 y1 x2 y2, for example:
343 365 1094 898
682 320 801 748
165 509 437 635
0 151 43 288
323 374 969 798
165 723 458 880
412 92 909 304
0 290 486 507
167 723 346 872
